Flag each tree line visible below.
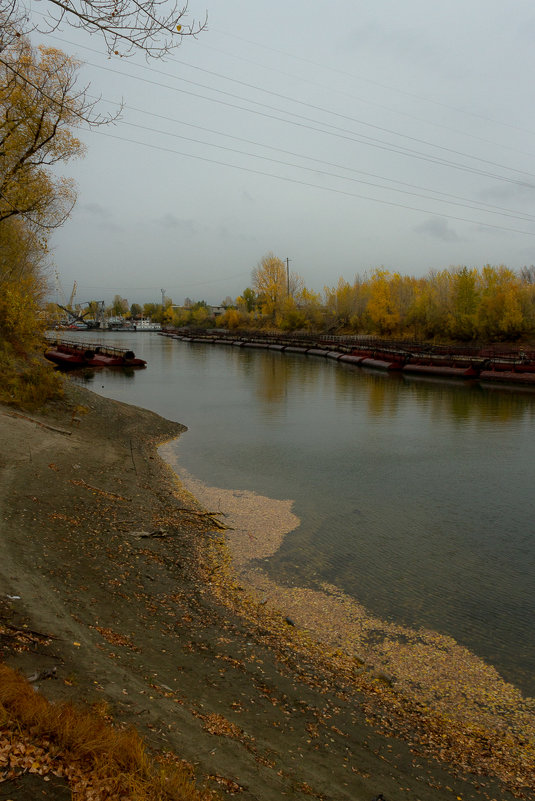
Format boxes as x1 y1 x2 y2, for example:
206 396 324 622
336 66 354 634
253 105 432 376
140 255 535 344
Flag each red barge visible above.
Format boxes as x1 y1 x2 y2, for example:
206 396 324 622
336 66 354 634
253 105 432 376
44 340 146 369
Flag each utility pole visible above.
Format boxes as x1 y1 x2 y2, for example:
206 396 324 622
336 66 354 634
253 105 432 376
286 257 291 297
161 288 166 310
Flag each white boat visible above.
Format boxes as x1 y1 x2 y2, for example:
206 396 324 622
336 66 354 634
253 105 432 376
132 319 162 332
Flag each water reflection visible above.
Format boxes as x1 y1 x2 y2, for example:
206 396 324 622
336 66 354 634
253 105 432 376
255 353 288 406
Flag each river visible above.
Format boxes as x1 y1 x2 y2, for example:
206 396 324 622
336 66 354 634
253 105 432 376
64 330 535 697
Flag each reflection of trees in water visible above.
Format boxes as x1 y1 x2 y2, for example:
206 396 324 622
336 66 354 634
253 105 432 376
161 337 179 366
332 365 403 418
233 346 535 426
187 342 211 364
236 351 321 408
402 377 535 425
364 373 403 418
332 359 535 425
256 355 289 405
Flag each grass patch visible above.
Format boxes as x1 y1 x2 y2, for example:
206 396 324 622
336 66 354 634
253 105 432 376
0 340 64 410
0 663 216 800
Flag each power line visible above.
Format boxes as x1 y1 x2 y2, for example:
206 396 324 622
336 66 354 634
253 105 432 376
43 22 535 145
194 39 535 162
113 99 535 221
27 25 535 236
166 55 535 180
119 118 535 225
211 27 535 139
87 126 535 237
76 270 252 291
43 32 535 185
80 56 535 191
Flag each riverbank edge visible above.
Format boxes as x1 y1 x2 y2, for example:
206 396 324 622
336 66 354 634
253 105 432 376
0 382 532 801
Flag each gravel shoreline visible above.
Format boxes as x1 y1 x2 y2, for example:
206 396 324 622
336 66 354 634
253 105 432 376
0 383 531 801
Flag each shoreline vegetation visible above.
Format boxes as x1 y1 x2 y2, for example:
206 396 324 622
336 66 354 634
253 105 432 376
0 382 534 801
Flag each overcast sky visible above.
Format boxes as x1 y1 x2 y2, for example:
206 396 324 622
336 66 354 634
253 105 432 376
35 0 535 307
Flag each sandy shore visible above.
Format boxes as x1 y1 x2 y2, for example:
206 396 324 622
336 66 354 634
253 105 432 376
0 383 532 801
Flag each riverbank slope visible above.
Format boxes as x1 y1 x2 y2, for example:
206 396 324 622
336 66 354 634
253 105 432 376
0 384 529 800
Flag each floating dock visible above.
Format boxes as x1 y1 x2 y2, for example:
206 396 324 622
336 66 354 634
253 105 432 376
160 330 535 387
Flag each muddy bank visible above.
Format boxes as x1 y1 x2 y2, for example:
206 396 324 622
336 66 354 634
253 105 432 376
0 384 531 800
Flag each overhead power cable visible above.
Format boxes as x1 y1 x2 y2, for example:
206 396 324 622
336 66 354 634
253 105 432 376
80 56 535 191
119 118 535 225
193 39 535 162
167 56 535 180
87 126 535 237
44 32 535 185
211 28 535 139
112 100 535 223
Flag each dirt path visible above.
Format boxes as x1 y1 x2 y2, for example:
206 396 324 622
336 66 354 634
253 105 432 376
0 385 527 801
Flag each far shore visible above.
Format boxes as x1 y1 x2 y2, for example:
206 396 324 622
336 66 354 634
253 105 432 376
1 382 533 801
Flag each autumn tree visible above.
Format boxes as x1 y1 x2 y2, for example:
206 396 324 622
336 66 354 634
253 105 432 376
236 287 258 313
0 215 46 290
0 39 86 321
252 253 303 320
476 265 524 340
0 37 91 406
108 295 129 316
365 269 402 335
252 253 287 318
0 218 47 345
447 267 479 340
143 301 162 320
406 270 451 339
0 213 64 407
324 276 368 330
0 38 87 228
217 307 244 329
295 286 324 329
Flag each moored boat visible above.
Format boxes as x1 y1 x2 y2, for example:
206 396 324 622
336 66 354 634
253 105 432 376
44 344 93 368
45 340 146 369
132 319 162 332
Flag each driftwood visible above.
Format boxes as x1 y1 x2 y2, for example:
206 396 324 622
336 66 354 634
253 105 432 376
174 508 233 530
27 666 58 683
140 529 168 539
4 622 57 640
70 479 130 500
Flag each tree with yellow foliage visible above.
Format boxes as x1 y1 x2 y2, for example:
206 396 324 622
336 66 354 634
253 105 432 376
447 267 479 340
0 37 91 406
252 253 288 318
476 265 524 340
0 38 86 228
365 269 402 335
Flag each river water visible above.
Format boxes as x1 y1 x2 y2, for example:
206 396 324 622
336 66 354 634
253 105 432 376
65 331 535 697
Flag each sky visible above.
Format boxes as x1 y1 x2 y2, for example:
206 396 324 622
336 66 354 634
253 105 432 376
32 0 535 307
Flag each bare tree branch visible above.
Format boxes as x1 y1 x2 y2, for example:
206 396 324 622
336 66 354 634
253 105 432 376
0 0 207 59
